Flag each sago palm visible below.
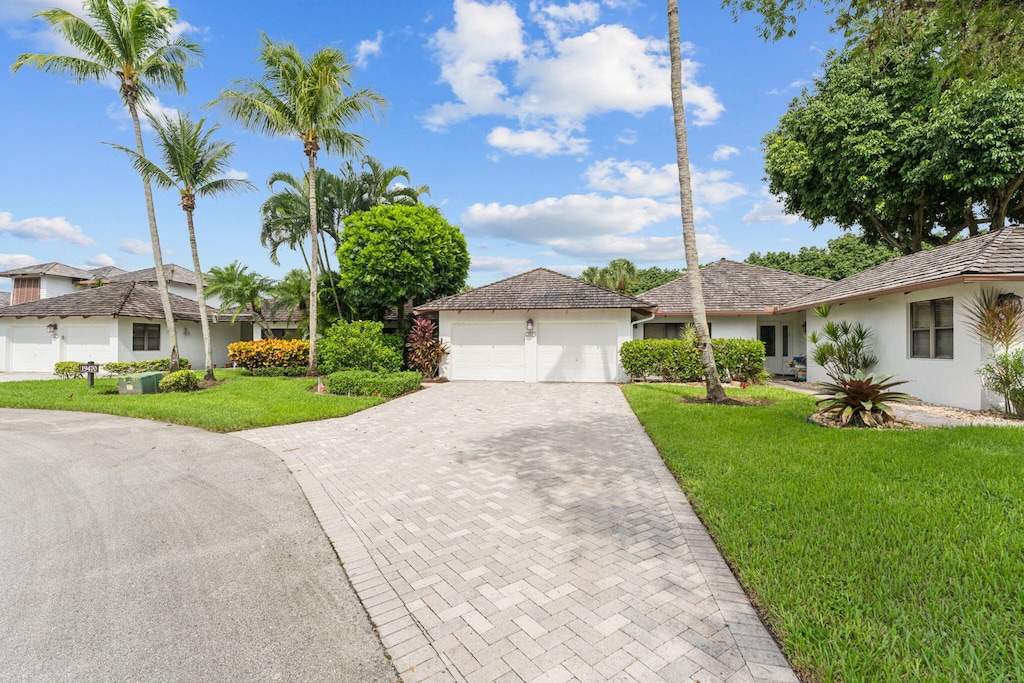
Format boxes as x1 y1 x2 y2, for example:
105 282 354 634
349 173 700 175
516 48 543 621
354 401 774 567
211 33 384 375
109 112 255 380
13 0 202 371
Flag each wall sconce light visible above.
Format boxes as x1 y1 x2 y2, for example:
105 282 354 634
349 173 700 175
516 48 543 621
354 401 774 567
46 323 58 337
526 318 534 332
183 327 190 336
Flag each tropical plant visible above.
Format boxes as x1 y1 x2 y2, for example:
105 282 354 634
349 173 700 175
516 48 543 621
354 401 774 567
228 339 309 370
978 349 1024 418
158 369 200 393
667 0 727 402
807 305 878 381
964 288 1024 414
109 112 255 380
318 320 402 374
344 155 430 212
204 261 275 333
269 268 311 337
406 317 448 378
815 370 915 428
12 0 202 371
211 33 385 375
54 361 84 379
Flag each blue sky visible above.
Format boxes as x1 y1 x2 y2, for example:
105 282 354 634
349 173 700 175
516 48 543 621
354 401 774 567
0 0 846 293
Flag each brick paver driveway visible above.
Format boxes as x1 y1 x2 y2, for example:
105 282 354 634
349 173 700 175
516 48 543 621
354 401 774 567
239 382 797 683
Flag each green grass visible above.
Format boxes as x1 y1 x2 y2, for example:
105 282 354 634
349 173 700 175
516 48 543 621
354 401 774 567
0 370 385 432
623 383 1024 683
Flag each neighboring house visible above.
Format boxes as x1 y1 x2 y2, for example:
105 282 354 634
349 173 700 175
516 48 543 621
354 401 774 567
0 291 10 309
781 226 1024 410
415 268 654 383
0 262 95 305
637 259 831 375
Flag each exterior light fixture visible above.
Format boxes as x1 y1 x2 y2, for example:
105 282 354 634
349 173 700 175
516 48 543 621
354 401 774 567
183 327 190 336
526 318 534 332
46 323 58 337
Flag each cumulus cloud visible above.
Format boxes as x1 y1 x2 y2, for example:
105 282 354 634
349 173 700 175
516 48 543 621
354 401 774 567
85 253 116 267
583 159 746 205
471 255 534 277
223 168 250 180
0 211 95 246
544 232 738 263
743 190 801 225
712 144 739 161
355 30 383 67
616 128 637 145
487 124 589 156
119 238 151 255
0 253 38 269
530 1 601 40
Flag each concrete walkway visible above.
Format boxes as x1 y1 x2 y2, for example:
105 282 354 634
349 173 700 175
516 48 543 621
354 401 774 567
239 383 797 683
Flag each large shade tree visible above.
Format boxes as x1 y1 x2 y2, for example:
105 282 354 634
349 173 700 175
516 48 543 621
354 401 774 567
211 33 384 375
747 233 899 280
110 113 255 380
13 0 202 371
668 0 727 402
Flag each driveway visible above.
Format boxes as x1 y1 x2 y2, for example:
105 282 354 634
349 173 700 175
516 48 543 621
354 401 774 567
0 410 395 683
240 383 798 683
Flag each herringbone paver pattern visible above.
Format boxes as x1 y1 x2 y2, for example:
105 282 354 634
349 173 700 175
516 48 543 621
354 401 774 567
238 383 797 683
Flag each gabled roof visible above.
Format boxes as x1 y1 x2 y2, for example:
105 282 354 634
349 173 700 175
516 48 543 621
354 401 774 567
0 291 10 308
640 259 831 314
0 281 205 321
780 226 1024 312
106 264 197 287
88 265 128 279
415 268 654 312
0 262 94 279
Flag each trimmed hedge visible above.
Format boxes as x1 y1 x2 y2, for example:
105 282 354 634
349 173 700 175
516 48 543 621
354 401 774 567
250 366 308 377
103 358 191 375
620 338 767 383
324 370 422 398
54 361 84 379
228 339 309 370
159 370 200 392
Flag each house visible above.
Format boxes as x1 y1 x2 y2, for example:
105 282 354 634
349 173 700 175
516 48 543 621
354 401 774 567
0 291 10 309
780 226 1024 410
415 268 654 383
1 262 95 305
636 260 831 375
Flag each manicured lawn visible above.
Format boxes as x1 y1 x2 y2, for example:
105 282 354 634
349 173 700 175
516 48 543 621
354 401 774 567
623 383 1024 683
0 370 385 432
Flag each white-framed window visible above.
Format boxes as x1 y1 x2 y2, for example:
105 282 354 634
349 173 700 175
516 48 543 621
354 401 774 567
910 298 953 359
132 323 161 351
644 322 712 339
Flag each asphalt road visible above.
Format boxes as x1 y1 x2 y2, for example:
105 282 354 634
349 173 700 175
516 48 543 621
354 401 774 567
0 409 396 683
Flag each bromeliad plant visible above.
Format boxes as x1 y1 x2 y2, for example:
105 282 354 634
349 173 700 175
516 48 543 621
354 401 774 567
815 370 915 428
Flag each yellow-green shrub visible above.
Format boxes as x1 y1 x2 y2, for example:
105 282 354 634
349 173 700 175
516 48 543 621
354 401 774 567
228 339 309 370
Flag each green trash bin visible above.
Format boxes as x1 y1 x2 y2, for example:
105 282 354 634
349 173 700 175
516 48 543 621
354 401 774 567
117 371 166 395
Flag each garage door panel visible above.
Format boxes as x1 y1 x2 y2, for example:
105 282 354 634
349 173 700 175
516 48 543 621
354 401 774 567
450 323 525 381
64 325 114 363
537 322 618 383
8 326 59 372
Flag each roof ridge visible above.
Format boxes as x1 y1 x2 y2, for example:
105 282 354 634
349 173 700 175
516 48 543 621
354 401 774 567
966 227 1014 273
114 281 135 316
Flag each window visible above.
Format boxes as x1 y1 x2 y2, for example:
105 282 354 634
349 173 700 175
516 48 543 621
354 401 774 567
759 325 777 357
643 322 712 339
782 325 790 357
910 298 953 359
12 277 41 305
133 323 161 351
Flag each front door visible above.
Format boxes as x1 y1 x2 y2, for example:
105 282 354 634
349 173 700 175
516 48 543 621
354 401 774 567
759 323 793 375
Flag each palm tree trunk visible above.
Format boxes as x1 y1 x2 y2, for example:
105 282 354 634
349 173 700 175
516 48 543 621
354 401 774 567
319 229 345 321
668 0 727 402
128 97 180 371
306 154 320 375
184 207 215 381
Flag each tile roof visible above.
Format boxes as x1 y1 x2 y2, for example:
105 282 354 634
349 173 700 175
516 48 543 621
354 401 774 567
780 226 1024 311
0 281 206 321
0 262 94 279
639 259 831 314
88 265 129 279
0 291 10 308
106 264 198 286
416 268 654 312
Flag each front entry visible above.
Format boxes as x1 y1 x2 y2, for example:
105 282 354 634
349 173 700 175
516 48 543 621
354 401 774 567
759 322 794 375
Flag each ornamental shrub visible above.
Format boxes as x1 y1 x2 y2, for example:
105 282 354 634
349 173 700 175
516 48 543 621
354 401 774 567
318 320 402 374
103 358 191 375
406 317 448 378
324 370 422 397
159 370 200 392
54 361 83 379
228 339 309 370
619 337 766 383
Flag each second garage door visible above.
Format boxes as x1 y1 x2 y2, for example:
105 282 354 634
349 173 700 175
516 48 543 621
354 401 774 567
7 326 59 372
450 323 525 381
537 322 619 383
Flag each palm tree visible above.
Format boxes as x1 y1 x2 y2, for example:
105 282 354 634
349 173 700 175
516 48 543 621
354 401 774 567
211 33 384 375
205 261 276 337
668 0 727 402
270 269 311 338
109 113 255 380
347 156 430 212
605 258 638 294
12 0 201 371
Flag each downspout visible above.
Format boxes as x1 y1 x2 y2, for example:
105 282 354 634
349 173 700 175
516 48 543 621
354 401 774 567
632 310 656 331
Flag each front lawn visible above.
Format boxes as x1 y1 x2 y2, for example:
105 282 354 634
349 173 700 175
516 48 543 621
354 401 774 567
0 370 385 432
623 383 1024 683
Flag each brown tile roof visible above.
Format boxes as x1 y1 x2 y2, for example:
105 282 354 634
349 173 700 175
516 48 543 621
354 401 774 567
780 226 1024 311
0 291 10 308
106 264 198 286
639 259 831 314
0 262 94 279
415 268 654 312
0 281 205 321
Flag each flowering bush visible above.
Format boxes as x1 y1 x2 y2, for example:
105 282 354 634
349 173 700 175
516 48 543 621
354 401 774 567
228 339 309 370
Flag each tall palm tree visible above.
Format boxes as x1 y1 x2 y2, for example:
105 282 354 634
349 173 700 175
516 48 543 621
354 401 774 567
205 261 275 336
109 113 255 380
605 258 638 294
668 0 727 402
12 0 201 371
270 269 311 338
211 33 384 375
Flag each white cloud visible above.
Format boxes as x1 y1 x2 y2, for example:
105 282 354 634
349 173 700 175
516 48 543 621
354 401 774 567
583 159 746 205
690 168 747 205
544 232 738 263
616 128 637 145
355 30 383 68
85 253 116 267
0 211 95 246
530 1 601 40
548 263 587 276
119 238 151 255
743 190 800 225
471 255 534 278
107 97 178 131
0 253 38 269
224 168 250 181
487 125 589 156
712 144 739 161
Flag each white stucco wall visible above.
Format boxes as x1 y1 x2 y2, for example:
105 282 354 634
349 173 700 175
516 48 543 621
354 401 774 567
803 282 1023 410
40 275 81 299
118 318 243 369
437 308 635 383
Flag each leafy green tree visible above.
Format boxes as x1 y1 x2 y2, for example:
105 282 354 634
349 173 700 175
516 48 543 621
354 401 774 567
668 0 726 402
629 266 684 295
337 205 470 323
746 233 898 280
211 33 384 375
110 113 254 380
205 261 275 335
13 0 202 371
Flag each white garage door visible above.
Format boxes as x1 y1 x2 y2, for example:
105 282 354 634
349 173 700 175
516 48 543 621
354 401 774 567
64 325 113 364
8 326 59 372
450 323 525 381
537 322 619 383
